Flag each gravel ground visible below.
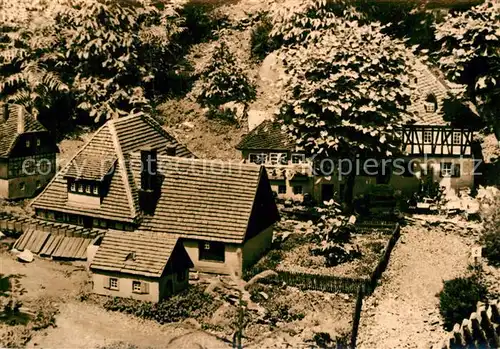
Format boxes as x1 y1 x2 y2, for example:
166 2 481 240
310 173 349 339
356 223 475 349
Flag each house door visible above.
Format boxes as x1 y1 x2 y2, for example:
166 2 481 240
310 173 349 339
83 217 93 229
321 184 334 202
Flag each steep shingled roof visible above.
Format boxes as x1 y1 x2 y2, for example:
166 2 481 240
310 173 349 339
90 230 188 277
409 60 477 126
31 114 194 223
236 120 295 151
0 104 47 157
133 155 269 243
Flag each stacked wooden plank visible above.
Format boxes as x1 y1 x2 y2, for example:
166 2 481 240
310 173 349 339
10 219 104 260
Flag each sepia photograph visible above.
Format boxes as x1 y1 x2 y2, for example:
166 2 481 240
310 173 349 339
0 0 499 348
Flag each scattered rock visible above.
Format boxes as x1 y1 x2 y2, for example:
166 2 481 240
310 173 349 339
259 291 269 300
181 121 195 129
245 270 278 288
183 318 201 329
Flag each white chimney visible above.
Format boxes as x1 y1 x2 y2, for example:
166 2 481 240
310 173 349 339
17 106 25 134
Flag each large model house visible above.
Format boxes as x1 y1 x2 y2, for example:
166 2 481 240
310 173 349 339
237 61 477 203
0 103 59 199
31 113 280 276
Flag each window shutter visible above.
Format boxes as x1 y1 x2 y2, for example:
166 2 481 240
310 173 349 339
103 277 110 289
141 282 149 294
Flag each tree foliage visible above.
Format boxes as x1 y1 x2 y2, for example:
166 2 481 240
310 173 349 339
434 0 500 134
0 0 184 124
439 277 487 331
277 20 414 158
197 42 256 107
310 202 361 266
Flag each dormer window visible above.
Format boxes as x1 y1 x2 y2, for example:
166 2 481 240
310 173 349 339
85 184 91 194
36 139 41 147
25 140 31 148
424 93 438 113
70 182 76 191
78 183 84 193
93 186 99 195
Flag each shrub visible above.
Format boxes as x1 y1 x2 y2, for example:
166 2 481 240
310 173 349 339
103 285 221 324
243 250 283 281
178 1 229 44
250 14 277 61
205 105 237 122
197 42 256 107
438 277 487 330
482 229 500 266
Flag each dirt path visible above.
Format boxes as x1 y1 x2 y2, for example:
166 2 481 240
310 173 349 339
26 302 230 349
357 224 475 349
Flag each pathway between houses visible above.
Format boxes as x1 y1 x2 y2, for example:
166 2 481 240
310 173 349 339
357 223 475 349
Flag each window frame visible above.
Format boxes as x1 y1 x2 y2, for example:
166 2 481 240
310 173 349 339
109 278 119 290
423 131 432 144
278 185 287 194
452 132 461 145
440 162 453 177
293 185 303 195
199 241 225 262
132 281 142 293
36 139 41 147
25 140 31 148
291 154 305 164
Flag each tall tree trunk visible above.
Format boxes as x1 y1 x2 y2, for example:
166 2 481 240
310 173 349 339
342 168 357 214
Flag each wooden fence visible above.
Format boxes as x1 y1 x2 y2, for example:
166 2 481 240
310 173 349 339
275 269 369 295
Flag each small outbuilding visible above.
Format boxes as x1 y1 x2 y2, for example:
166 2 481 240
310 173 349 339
90 230 193 302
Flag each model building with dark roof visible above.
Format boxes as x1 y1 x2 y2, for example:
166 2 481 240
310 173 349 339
237 61 477 203
31 113 280 277
0 103 59 199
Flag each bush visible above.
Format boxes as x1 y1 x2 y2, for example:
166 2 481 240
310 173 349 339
198 42 256 107
103 285 221 324
250 14 277 61
205 105 237 122
243 250 283 281
438 277 487 330
482 229 500 266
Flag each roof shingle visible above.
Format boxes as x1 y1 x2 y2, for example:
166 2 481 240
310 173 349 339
90 230 180 277
31 114 194 223
135 155 265 243
236 120 295 151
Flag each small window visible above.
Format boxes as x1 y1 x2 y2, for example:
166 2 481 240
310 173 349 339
132 281 142 293
453 132 461 144
25 140 31 148
70 182 76 191
93 219 99 227
293 185 303 195
99 220 107 228
36 139 41 146
199 241 225 262
20 182 25 191
109 278 119 290
77 183 84 193
440 162 460 177
249 153 267 165
423 131 432 144
36 181 41 189
278 185 287 194
93 185 99 195
291 154 304 164
85 184 91 194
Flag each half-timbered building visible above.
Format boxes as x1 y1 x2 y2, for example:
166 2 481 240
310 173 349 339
236 60 478 202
